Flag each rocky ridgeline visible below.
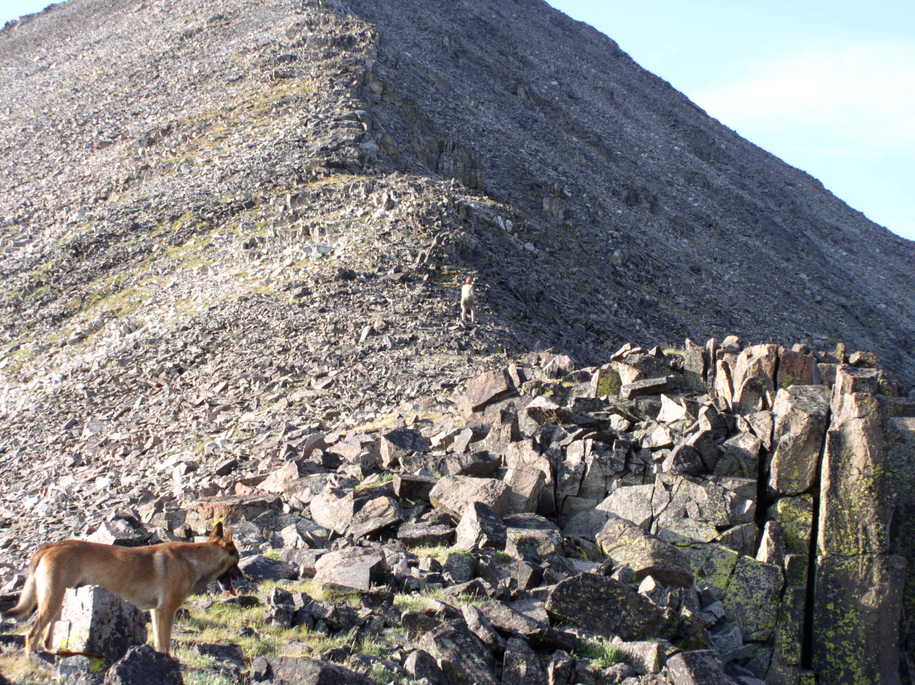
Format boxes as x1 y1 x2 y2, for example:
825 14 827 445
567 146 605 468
2 336 912 684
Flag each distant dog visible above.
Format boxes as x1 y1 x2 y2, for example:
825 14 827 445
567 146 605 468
461 276 476 323
5 522 241 655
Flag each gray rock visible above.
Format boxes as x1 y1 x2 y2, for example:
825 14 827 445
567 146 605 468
50 586 147 662
253 656 373 684
614 640 663 674
545 573 666 639
715 432 761 478
768 385 830 496
501 637 546 684
313 548 385 592
431 476 512 519
419 621 498 685
103 645 182 685
596 515 694 588
596 483 658 529
504 513 563 561
503 466 545 514
397 520 455 547
404 650 443 684
239 555 298 581
665 650 727 685
455 502 507 551
348 495 401 538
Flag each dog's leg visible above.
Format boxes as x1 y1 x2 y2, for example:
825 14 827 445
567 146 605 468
152 606 176 654
150 608 159 650
27 574 65 653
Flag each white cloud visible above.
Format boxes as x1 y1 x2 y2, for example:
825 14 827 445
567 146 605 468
693 41 915 152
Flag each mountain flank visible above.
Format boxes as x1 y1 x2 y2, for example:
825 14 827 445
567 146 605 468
0 0 914 682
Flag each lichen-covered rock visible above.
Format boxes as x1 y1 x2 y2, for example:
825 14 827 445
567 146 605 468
813 553 906 685
596 515 694 588
771 495 814 559
545 573 666 639
723 555 783 642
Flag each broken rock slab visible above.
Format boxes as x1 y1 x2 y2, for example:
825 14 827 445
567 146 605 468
313 548 385 593
50 586 147 662
768 385 830 496
419 621 499 685
545 573 666 640
429 475 511 519
596 515 694 588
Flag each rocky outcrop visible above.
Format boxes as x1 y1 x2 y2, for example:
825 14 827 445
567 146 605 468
2 335 908 683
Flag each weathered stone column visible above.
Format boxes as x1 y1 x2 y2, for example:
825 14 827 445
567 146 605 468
812 365 911 685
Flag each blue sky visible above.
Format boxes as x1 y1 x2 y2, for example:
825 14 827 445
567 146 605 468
546 1 915 241
3 1 913 240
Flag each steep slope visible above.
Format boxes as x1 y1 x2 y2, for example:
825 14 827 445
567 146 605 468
0 0 912 567
346 0 914 378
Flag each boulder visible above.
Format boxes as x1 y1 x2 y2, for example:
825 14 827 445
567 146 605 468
731 344 778 412
501 637 546 684
393 473 437 501
454 502 507 551
252 657 372 684
50 586 147 662
621 376 675 400
348 495 401 538
545 573 666 639
379 427 429 468
777 347 818 388
459 368 517 417
429 476 511 519
596 515 694 588
103 645 181 685
85 518 150 547
615 640 663 675
308 486 355 535
238 555 298 581
714 431 761 478
419 622 498 685
313 548 385 592
665 650 727 685
504 514 563 561
503 466 545 514
596 483 659 529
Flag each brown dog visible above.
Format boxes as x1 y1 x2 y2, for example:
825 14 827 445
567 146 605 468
5 522 241 655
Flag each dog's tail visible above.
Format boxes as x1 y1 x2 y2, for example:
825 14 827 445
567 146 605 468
4 544 50 620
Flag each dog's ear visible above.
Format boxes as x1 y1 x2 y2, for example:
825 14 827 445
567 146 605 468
211 521 224 539
223 526 233 543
